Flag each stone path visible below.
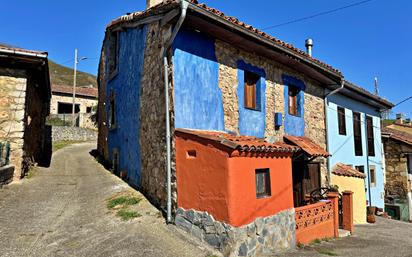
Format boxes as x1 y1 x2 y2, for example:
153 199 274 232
0 143 215 257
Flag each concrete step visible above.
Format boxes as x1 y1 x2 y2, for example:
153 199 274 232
338 229 351 238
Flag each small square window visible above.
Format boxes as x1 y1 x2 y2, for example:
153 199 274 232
244 71 260 110
255 168 271 198
355 166 365 173
288 86 299 116
86 107 92 113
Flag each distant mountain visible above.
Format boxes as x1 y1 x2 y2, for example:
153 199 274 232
49 60 97 88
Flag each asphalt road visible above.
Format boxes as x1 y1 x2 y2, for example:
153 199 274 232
0 143 215 257
271 217 412 257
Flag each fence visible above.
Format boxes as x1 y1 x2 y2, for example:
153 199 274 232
47 113 96 129
295 193 339 244
0 142 10 167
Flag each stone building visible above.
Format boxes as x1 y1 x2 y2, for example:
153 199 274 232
50 84 97 129
0 45 51 182
382 126 412 222
97 0 366 255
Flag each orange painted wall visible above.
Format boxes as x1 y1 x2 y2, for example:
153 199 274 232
176 134 295 227
176 136 231 223
227 155 294 227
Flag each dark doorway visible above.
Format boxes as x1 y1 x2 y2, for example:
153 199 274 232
292 159 321 207
57 102 80 114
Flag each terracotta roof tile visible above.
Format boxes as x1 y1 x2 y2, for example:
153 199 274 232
51 84 98 98
344 81 394 108
332 163 366 179
176 128 299 154
0 44 47 57
284 135 331 157
107 0 341 76
382 127 412 146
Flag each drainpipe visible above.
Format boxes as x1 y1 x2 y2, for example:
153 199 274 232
364 113 372 206
163 0 188 224
324 79 345 180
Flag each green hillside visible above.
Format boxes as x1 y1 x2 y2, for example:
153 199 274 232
49 60 97 88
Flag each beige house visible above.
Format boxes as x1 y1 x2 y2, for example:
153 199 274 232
50 84 97 128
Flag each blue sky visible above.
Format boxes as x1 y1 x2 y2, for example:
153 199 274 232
0 0 410 117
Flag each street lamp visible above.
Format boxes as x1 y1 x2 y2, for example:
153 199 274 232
72 48 88 127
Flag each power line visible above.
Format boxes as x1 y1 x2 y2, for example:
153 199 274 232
262 0 373 30
393 95 412 108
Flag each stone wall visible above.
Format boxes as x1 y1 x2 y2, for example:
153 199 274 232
214 40 328 184
52 126 97 142
0 70 27 179
175 208 296 257
140 22 173 209
384 138 412 198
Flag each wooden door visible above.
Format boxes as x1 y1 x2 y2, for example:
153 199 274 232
304 163 320 196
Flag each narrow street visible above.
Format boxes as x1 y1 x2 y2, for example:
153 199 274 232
0 143 213 257
271 218 412 257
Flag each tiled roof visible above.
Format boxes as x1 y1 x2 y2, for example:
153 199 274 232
51 84 98 98
344 81 394 108
382 127 412 146
175 128 299 154
107 0 341 76
332 163 366 179
284 135 331 157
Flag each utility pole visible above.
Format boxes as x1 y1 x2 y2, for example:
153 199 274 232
72 48 78 127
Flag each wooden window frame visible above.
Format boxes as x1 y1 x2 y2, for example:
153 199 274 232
255 168 271 198
244 71 260 110
353 112 363 156
108 31 119 80
366 116 375 156
288 86 299 117
337 106 347 135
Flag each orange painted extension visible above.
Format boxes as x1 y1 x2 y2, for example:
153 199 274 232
175 129 296 227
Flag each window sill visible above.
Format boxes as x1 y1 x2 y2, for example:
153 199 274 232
244 107 261 112
256 195 271 199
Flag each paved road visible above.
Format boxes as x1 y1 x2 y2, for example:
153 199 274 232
272 217 412 257
0 143 215 257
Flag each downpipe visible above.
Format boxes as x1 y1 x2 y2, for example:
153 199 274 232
324 79 345 180
163 0 188 224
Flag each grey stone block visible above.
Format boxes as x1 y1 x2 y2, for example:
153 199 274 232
238 243 248 256
204 234 220 248
175 215 192 232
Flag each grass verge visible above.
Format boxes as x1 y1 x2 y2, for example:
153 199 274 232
116 209 141 221
52 140 83 152
107 195 141 209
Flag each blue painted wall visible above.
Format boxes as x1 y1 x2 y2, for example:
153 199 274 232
283 75 305 136
106 26 148 187
237 60 266 137
327 93 385 208
172 29 224 131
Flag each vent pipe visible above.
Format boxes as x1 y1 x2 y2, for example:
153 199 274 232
305 38 313 57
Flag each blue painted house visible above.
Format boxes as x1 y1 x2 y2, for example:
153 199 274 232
326 82 393 209
97 0 393 224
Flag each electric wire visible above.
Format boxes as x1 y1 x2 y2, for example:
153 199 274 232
262 0 373 30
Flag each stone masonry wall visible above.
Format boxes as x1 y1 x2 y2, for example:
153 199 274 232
52 126 97 142
215 40 328 184
176 208 296 257
384 138 412 198
140 22 174 209
50 94 97 115
0 70 27 179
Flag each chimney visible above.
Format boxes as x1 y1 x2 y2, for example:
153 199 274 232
305 38 313 57
396 113 404 124
146 0 164 9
